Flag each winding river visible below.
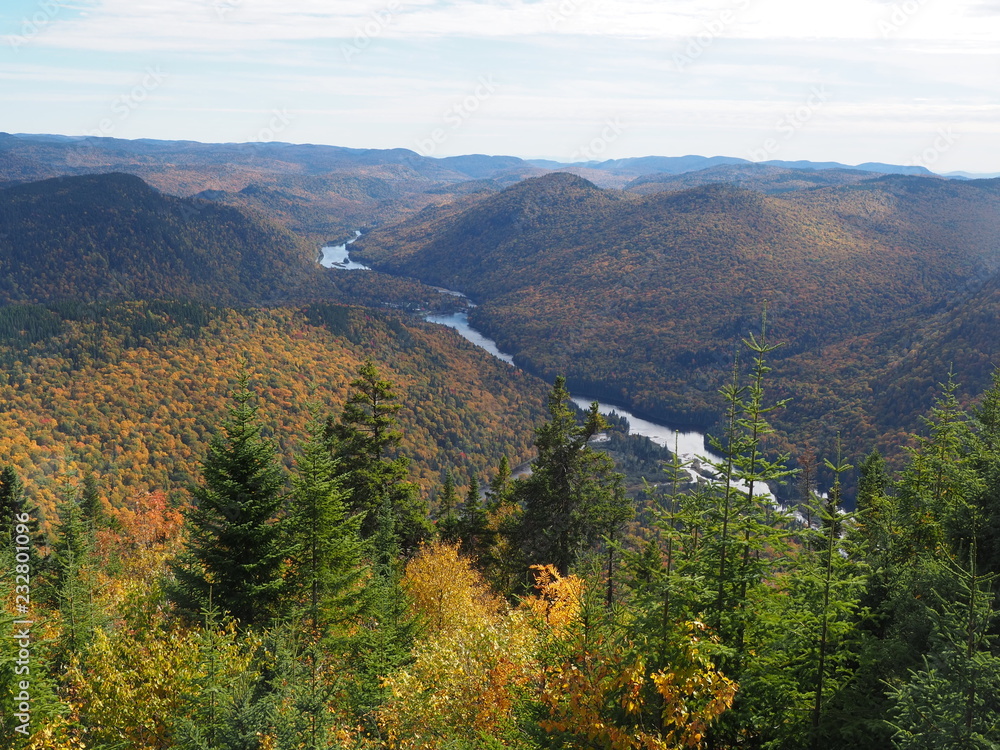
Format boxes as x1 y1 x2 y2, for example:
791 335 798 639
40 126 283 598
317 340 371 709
321 235 773 496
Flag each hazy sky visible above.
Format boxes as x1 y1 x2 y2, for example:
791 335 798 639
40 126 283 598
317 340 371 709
2 0 999 172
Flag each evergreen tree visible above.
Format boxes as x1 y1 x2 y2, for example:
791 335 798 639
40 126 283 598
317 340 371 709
480 456 522 597
326 360 430 552
970 368 1000 580
345 497 418 734
514 377 631 577
267 624 343 750
888 559 1000 749
457 475 491 560
0 466 25 538
50 485 99 663
436 471 461 543
176 601 274 750
692 313 797 747
621 444 716 737
287 413 366 634
846 377 990 748
855 450 894 557
79 472 106 530
171 372 288 627
487 454 512 506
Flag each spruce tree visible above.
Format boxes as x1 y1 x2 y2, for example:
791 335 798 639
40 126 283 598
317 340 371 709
326 360 430 552
457 475 491 559
888 559 1000 749
79 472 105 530
436 471 461 543
176 600 274 750
287 412 366 634
171 372 288 627
970 368 1000 579
50 485 99 663
488 455 512 506
481 456 522 596
0 466 24 537
514 377 631 577
345 497 417 733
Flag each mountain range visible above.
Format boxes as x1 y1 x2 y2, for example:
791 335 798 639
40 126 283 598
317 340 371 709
351 171 1000 476
3 132 1000 489
0 132 979 240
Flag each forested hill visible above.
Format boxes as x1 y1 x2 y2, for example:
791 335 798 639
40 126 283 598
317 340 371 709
352 171 1000 462
0 172 332 305
0 300 548 529
0 134 537 241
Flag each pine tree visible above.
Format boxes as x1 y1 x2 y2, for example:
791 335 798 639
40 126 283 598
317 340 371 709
436 471 461 543
488 455 512 506
970 368 1000 579
170 372 288 627
855 449 894 555
480 456 522 596
176 600 274 750
809 446 855 749
888 558 1000 749
345 497 418 733
692 312 798 748
326 360 430 552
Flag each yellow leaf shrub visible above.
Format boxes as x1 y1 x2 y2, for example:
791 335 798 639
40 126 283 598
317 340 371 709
378 542 539 749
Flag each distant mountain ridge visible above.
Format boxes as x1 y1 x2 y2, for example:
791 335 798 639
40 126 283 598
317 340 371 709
0 132 964 240
529 154 937 177
5 132 942 180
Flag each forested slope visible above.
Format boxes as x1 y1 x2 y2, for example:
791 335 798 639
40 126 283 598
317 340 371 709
352 172 1000 464
0 173 329 305
0 300 546 529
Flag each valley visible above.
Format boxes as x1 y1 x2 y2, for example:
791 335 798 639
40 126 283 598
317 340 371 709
2 132 1000 749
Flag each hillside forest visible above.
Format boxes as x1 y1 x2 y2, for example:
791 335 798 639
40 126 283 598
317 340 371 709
1 135 1000 748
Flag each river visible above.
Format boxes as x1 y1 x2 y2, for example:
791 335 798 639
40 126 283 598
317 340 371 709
319 231 367 270
320 235 772 496
424 311 516 366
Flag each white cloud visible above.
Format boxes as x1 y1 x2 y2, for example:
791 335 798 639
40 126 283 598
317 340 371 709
23 0 1000 54
5 0 1000 171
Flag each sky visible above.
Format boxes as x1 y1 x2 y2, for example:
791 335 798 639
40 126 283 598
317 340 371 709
2 0 999 173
